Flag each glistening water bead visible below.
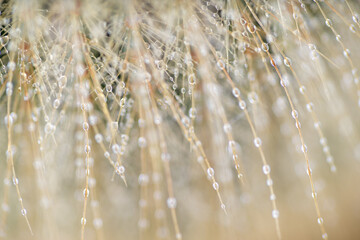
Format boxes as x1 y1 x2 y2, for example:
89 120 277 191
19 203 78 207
167 198 177 209
254 137 262 148
262 165 271 174
272 209 279 219
207 167 215 178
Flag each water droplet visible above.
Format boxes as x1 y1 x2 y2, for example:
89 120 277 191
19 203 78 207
291 110 298 119
105 84 112 92
93 218 103 229
12 177 18 185
266 179 273 186
232 88 240 98
284 57 292 67
352 14 359 24
223 123 231 133
116 165 125 175
238 100 246 110
189 108 197 119
217 60 225 70
53 99 60 109
167 197 177 208
95 134 103 143
83 188 89 198
58 76 67 88
44 123 55 134
261 43 269 52
188 74 196 85
83 122 89 131
21 209 27 216
306 102 314 112
270 194 276 200
247 23 256 33
207 167 215 177
254 137 262 148
302 144 308 153
262 164 271 174
272 209 279 219
138 137 147 148
325 19 332 27
84 144 91 153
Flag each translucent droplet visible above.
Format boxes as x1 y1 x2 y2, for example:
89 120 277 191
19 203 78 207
325 19 332 27
212 182 219 190
299 86 306 94
21 208 27 216
83 122 89 131
0 36 9 46
301 144 308 153
12 177 18 185
53 99 60 109
138 174 149 185
93 218 103 229
188 74 196 85
217 60 225 70
261 43 269 52
232 88 240 98
270 194 276 201
189 108 197 119
291 110 298 119
283 57 292 67
254 137 262 148
81 217 87 225
353 14 359 24
336 35 341 42
207 167 215 178
266 179 273 186
238 100 246 110
247 23 256 33
112 144 120 154
167 197 177 208
248 91 258 104
105 84 112 92
317 217 323 224
84 144 91 153
223 123 231 133
306 102 314 112
312 192 317 199
116 165 125 175
44 123 55 134
83 188 90 198
272 209 279 219
4 116 13 126
111 121 118 131
343 49 350 58
95 134 103 143
262 164 271 174
58 76 67 89
138 137 147 148
349 24 356 33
